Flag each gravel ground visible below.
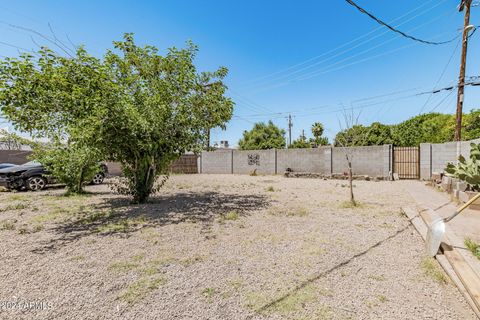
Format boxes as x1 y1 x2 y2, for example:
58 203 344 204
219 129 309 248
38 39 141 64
0 174 476 319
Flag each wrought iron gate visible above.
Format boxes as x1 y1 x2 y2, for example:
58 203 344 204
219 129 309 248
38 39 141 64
393 146 420 179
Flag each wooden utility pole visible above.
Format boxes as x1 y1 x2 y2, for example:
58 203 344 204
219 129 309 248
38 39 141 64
455 0 472 141
287 114 293 147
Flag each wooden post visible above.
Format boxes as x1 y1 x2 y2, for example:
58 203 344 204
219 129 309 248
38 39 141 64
455 0 472 141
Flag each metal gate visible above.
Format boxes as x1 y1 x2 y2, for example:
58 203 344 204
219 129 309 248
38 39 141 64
393 146 420 179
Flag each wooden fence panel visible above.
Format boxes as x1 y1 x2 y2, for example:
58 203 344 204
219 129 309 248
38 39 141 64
170 154 198 174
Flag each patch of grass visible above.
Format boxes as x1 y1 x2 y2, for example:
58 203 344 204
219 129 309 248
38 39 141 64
140 266 160 276
229 278 243 290
202 287 216 299
180 255 204 266
368 274 386 282
312 305 333 319
30 208 65 224
223 211 239 221
0 219 16 230
77 209 114 225
377 295 388 303
287 207 309 217
118 276 166 304
0 202 28 212
7 194 28 201
96 216 146 234
339 201 365 209
247 284 317 315
465 238 480 260
266 186 275 192
421 257 449 284
70 255 86 262
31 224 44 232
149 252 176 266
132 254 145 262
108 261 140 273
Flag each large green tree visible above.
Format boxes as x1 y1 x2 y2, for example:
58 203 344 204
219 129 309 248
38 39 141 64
0 34 234 202
0 47 109 193
391 113 453 146
463 109 480 141
332 112 480 147
238 121 286 150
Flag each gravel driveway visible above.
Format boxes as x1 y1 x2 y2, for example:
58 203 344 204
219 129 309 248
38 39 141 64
0 174 475 319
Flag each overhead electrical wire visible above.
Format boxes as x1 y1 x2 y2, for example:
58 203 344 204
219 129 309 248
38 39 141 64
231 82 480 122
240 0 443 87
345 0 460 45
418 38 462 114
250 13 459 93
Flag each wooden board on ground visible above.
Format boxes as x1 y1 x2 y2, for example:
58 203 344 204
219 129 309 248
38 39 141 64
444 248 480 312
402 206 480 318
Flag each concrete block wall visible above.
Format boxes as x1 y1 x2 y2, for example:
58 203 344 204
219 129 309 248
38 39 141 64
276 147 330 174
199 145 393 177
0 150 32 164
331 145 390 177
419 138 480 180
419 143 432 180
431 141 457 174
232 149 276 174
200 149 233 174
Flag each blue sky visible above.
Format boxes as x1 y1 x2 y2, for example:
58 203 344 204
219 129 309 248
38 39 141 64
0 0 478 146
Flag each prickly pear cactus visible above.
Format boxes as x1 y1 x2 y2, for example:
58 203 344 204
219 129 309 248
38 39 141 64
445 143 480 192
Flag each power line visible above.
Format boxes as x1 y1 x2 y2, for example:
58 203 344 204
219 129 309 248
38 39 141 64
240 0 443 87
233 82 480 121
345 0 460 45
418 39 462 114
249 18 459 93
429 90 455 113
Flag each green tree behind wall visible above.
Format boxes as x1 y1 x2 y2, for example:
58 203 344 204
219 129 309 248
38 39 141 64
238 121 286 150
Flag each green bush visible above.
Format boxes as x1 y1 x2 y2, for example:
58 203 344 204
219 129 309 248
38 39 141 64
34 142 101 194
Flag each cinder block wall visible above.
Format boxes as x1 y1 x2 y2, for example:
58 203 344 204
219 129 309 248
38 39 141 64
276 148 330 174
0 150 32 164
232 149 276 174
332 145 389 177
200 150 232 174
199 144 393 177
419 143 432 180
419 138 480 179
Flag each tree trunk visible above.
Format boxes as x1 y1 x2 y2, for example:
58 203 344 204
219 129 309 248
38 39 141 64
132 156 156 204
348 160 356 206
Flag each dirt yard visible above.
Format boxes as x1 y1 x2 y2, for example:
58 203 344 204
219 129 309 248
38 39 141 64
0 174 475 319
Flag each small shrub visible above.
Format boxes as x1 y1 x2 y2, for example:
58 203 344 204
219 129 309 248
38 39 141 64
465 238 480 260
202 287 216 298
33 141 102 194
224 211 239 221
266 186 275 192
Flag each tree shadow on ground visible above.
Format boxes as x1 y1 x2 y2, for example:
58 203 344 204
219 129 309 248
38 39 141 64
32 191 270 253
